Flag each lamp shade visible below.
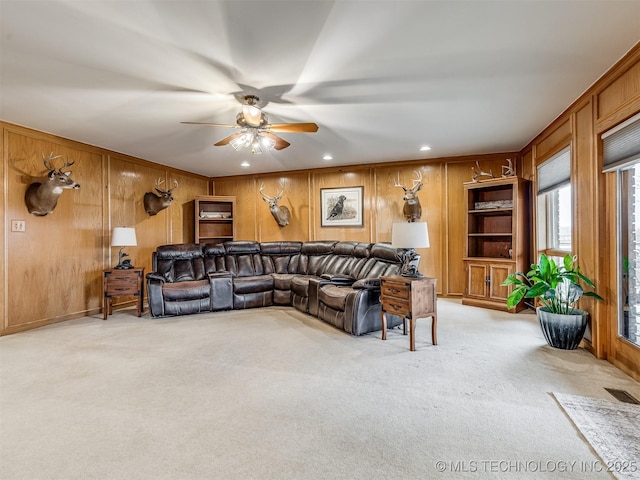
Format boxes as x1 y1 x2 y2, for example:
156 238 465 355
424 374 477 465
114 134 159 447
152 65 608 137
391 222 430 248
111 227 137 247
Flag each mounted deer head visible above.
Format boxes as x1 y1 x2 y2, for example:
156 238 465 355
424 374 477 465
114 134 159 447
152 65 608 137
25 152 80 216
259 182 290 227
144 177 178 216
394 170 423 222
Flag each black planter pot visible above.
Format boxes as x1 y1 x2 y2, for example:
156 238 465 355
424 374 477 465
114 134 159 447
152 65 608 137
536 306 589 350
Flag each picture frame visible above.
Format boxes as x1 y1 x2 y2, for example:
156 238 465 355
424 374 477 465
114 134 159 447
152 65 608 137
320 186 364 227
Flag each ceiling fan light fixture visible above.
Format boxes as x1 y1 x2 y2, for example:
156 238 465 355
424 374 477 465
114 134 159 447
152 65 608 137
260 135 276 151
242 104 263 126
250 139 264 155
230 132 253 151
249 134 276 155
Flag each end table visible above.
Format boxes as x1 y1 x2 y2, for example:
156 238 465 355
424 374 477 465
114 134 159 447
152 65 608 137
103 268 145 320
380 275 437 351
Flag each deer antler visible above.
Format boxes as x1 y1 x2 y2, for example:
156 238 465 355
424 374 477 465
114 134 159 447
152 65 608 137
409 170 423 193
259 183 272 202
42 152 63 172
58 158 75 173
259 182 285 203
273 181 286 203
393 173 408 192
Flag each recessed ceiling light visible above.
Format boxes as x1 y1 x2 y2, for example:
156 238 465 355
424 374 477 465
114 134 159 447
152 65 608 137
241 161 250 167
323 154 333 161
420 145 431 151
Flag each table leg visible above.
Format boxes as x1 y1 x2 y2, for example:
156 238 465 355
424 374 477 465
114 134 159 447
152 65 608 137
431 314 438 345
409 317 416 351
103 296 108 320
381 311 387 340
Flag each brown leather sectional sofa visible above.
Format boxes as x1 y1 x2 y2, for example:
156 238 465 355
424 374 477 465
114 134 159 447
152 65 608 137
146 240 412 336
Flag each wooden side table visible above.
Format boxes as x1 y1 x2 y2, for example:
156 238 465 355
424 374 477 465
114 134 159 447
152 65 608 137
380 275 437 351
103 268 145 320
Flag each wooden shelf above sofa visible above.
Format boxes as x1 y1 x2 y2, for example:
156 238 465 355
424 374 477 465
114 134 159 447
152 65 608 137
194 195 236 245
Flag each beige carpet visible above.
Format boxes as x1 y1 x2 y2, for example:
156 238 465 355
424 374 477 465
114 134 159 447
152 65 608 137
1 299 639 480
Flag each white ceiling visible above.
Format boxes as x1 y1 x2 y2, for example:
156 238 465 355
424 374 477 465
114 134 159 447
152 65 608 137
1 1 639 177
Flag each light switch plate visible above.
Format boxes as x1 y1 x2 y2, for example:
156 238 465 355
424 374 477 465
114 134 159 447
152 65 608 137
11 220 26 232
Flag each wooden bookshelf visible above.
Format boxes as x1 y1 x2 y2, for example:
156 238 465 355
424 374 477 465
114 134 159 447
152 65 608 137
462 177 529 312
194 195 236 245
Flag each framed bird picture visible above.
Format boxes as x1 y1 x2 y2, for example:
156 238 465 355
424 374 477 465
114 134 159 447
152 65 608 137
320 186 364 227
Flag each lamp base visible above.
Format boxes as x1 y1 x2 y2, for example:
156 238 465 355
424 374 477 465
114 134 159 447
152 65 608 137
399 249 422 278
114 263 134 270
400 271 424 278
114 248 134 269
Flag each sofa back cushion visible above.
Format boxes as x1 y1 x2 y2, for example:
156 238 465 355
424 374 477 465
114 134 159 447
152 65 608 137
355 243 404 279
203 243 227 274
321 241 361 276
260 242 303 274
351 242 373 274
298 241 338 276
224 241 264 277
154 244 205 283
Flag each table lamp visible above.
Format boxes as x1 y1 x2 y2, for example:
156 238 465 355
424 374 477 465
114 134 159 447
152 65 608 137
391 222 430 277
111 227 137 269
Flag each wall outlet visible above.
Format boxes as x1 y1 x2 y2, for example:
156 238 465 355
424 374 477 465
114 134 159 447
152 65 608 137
11 220 26 232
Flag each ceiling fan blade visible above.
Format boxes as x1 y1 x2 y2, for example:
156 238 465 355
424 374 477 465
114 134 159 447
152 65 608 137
214 132 245 147
262 132 290 150
267 123 319 133
181 121 240 128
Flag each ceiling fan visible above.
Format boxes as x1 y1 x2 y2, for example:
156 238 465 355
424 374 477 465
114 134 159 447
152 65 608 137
181 95 318 154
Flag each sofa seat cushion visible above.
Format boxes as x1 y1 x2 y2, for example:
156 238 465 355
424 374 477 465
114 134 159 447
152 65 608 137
162 280 210 301
233 275 274 294
291 275 315 297
318 284 349 311
273 273 296 290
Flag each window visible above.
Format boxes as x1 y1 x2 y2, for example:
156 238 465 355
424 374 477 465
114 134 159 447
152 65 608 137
619 164 640 346
603 112 640 347
602 114 640 345
536 147 572 257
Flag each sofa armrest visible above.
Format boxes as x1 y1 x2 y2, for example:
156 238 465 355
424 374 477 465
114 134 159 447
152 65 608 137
352 278 381 290
208 271 232 279
146 272 167 283
321 274 356 285
146 274 166 317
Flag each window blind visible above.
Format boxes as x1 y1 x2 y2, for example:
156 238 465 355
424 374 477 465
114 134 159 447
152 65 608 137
602 112 640 173
537 146 571 195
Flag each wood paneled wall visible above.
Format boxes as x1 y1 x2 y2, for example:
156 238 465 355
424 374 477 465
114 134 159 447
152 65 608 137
212 153 519 296
0 123 209 334
522 42 640 381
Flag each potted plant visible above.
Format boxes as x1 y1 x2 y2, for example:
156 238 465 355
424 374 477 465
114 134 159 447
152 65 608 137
501 254 604 350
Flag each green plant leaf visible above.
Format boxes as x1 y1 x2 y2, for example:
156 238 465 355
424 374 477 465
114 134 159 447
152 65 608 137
583 291 605 301
501 275 522 287
527 282 550 298
563 254 574 271
539 254 549 278
575 270 596 287
506 286 527 308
